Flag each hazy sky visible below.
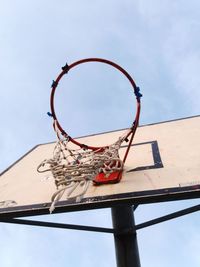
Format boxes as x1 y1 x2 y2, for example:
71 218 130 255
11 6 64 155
0 1 200 266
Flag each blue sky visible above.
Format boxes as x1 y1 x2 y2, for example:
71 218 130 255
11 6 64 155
0 1 200 266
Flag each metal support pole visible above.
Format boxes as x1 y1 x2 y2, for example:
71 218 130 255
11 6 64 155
112 206 141 267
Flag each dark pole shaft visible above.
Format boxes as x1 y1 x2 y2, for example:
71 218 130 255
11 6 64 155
111 206 141 267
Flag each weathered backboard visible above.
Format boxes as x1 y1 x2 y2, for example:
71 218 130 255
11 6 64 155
1 115 200 218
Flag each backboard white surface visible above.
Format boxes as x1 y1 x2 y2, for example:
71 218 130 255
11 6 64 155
1 116 200 217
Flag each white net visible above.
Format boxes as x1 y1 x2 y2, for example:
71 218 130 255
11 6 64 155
37 122 127 213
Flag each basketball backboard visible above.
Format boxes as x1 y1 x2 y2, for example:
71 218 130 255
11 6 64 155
1 115 200 218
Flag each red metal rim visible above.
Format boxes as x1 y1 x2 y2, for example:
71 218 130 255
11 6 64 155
50 58 141 150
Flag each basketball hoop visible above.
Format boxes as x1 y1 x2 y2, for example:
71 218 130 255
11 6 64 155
37 58 142 212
